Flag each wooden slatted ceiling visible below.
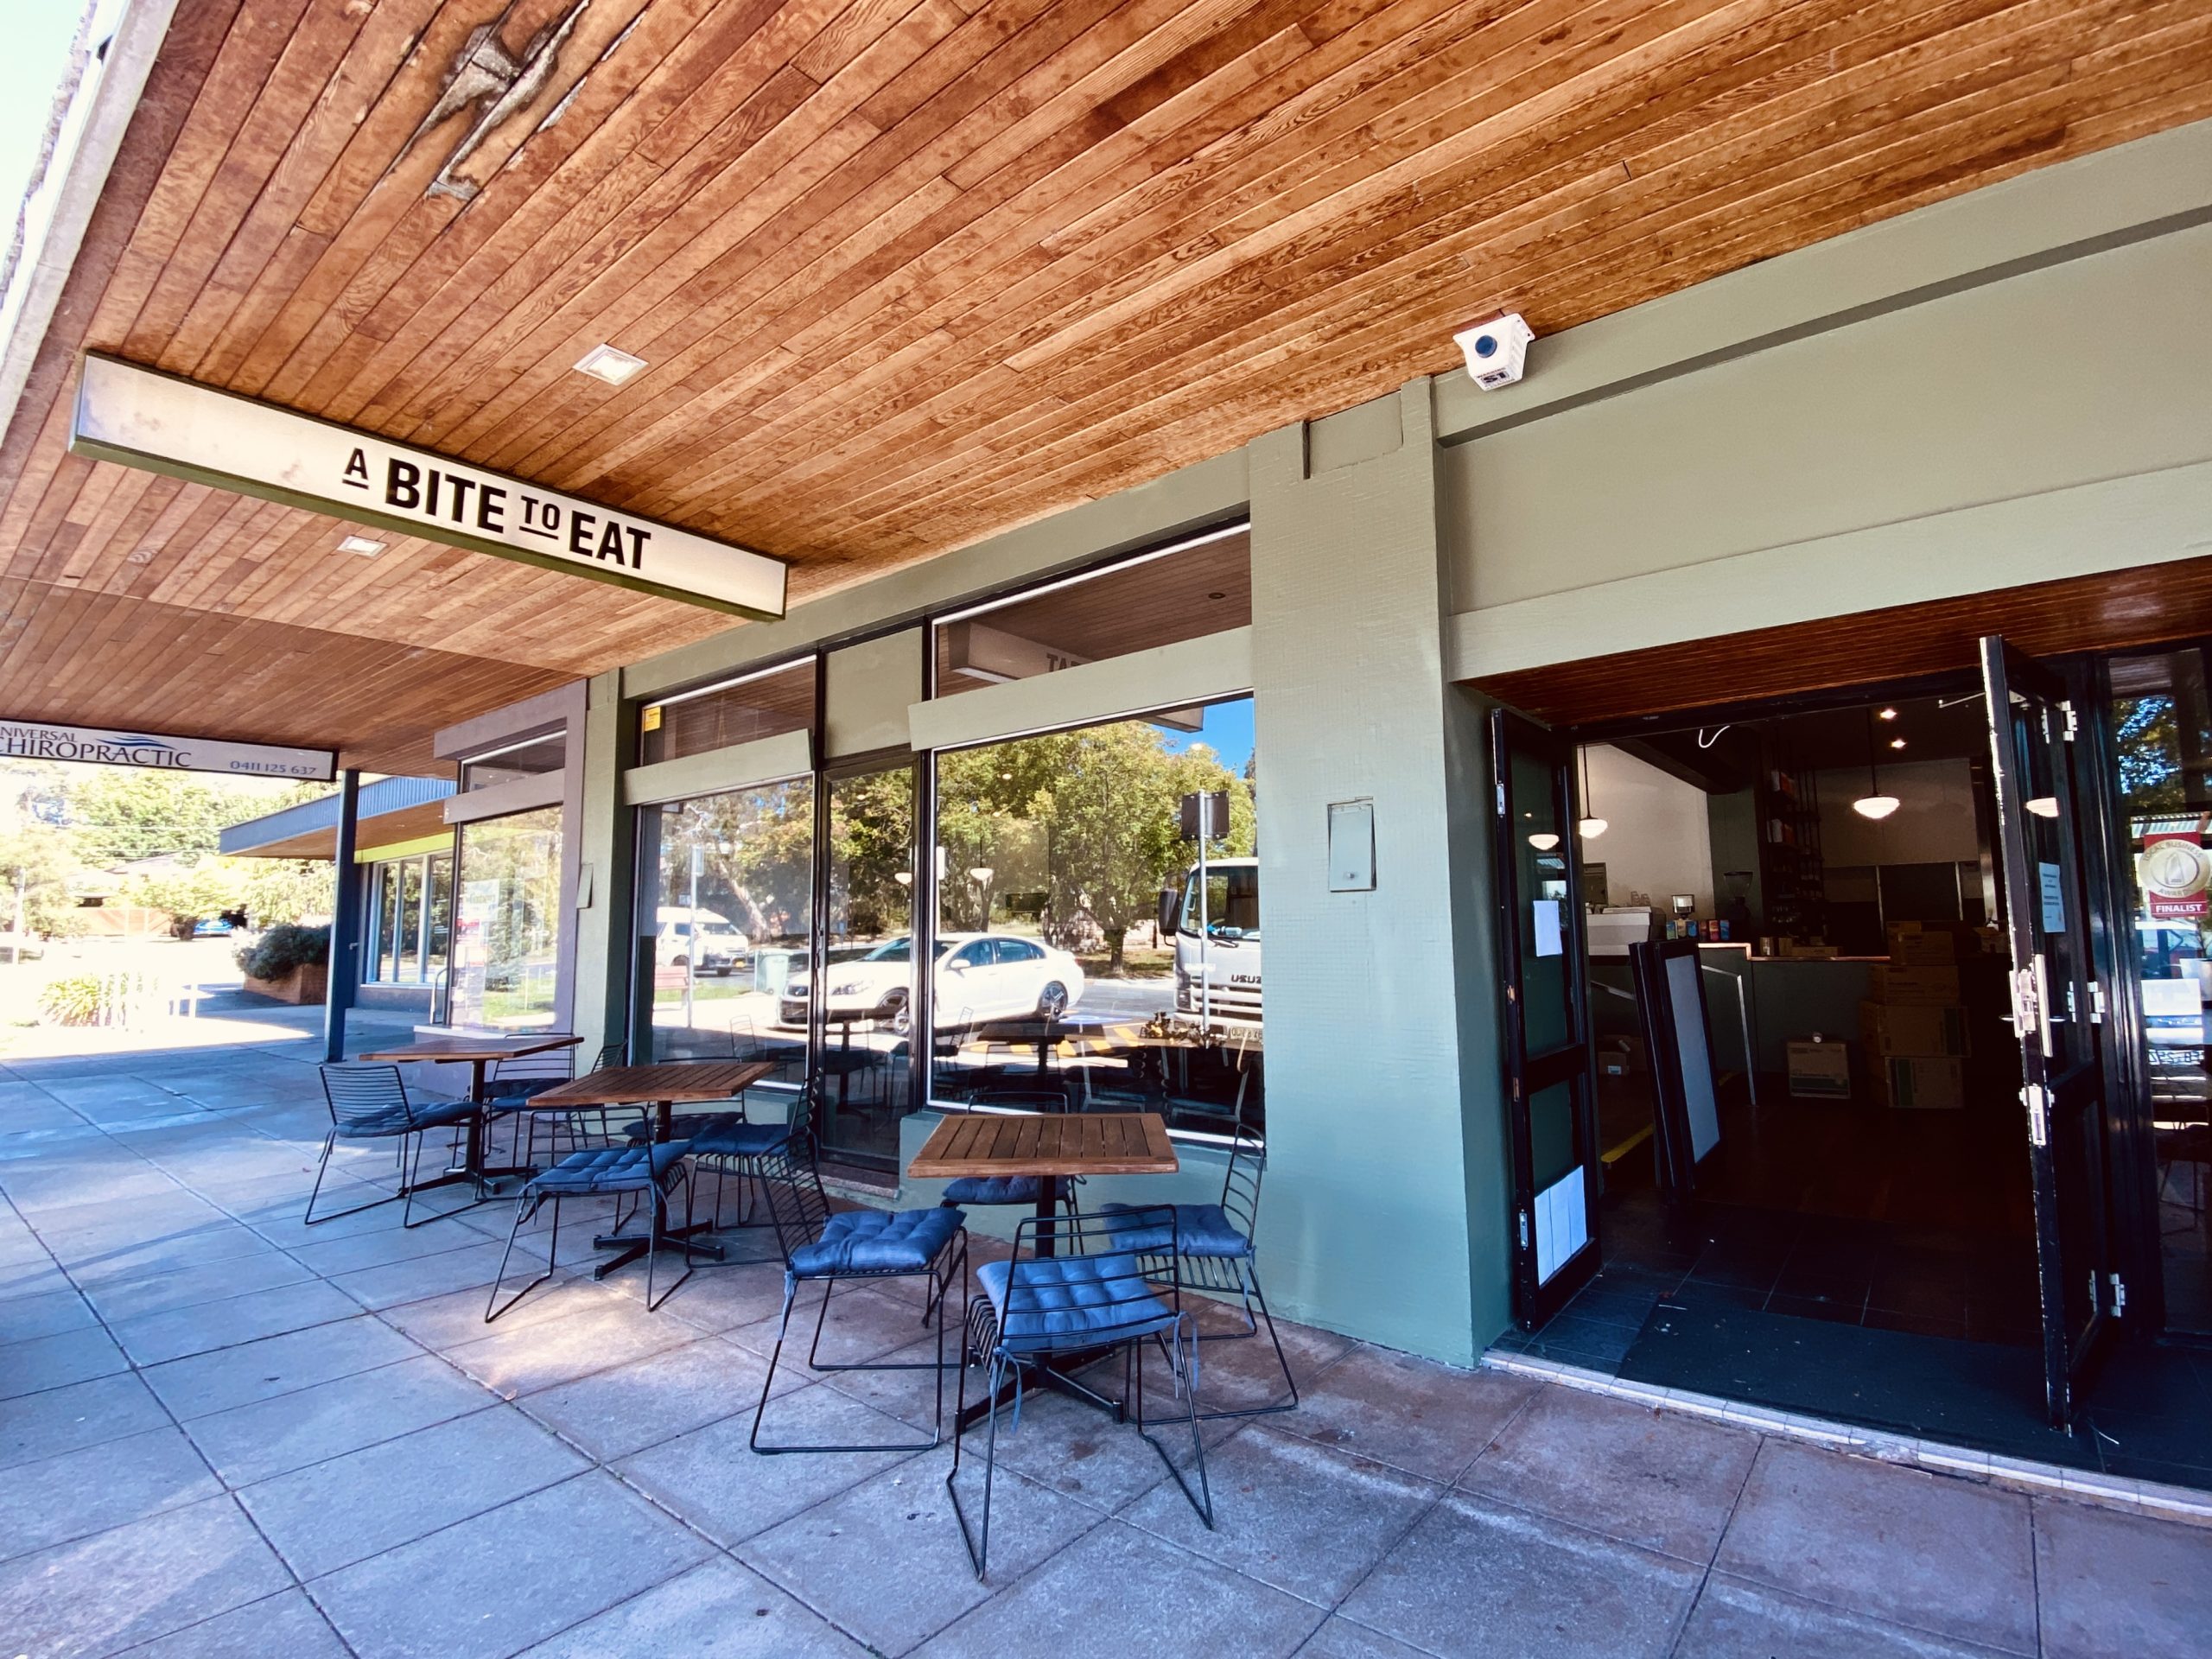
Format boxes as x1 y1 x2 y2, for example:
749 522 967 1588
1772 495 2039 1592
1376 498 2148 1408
2 1 2206 770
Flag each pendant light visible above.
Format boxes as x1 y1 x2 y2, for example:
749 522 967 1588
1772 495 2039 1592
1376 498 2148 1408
1853 706 1901 820
1578 747 1608 840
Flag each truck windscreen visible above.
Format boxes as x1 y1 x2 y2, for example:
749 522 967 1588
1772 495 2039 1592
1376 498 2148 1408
1183 867 1260 938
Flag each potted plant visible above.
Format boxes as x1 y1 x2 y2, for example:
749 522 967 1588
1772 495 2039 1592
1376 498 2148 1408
237 923 330 1005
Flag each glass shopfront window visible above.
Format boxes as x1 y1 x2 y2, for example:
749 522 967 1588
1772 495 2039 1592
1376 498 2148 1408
638 779 813 1072
929 696 1262 1138
810 763 916 1165
364 851 452 984
931 527 1249 701
640 660 814 766
460 733 566 791
450 807 563 1029
2107 647 2212 1335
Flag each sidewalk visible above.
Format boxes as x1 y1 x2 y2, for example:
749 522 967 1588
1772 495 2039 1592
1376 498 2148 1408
0 1033 2204 1657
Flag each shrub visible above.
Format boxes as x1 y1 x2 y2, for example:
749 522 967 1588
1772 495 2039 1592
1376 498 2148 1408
238 923 329 982
37 974 105 1027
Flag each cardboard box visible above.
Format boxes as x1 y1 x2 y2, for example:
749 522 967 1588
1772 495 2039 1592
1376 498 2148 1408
1786 1039 1852 1100
1870 965 1962 1006
1859 1001 1970 1058
1885 920 1984 966
1597 1033 1646 1077
1873 1055 1966 1109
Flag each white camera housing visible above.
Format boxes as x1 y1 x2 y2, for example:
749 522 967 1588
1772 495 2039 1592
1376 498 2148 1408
1454 312 1535 390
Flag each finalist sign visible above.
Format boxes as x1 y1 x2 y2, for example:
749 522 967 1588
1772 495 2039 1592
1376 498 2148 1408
0 718 334 779
69 354 786 620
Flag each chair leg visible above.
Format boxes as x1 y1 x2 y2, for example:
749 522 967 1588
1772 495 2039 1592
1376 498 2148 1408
486 1193 557 1322
947 1350 1003 1581
753 1271 951 1454
1132 1321 1213 1529
642 1174 695 1313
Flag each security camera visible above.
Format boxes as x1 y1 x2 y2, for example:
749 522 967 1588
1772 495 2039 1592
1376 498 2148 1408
1453 312 1535 390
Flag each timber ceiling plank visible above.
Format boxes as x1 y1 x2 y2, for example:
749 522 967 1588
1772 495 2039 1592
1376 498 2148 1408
0 0 2205 768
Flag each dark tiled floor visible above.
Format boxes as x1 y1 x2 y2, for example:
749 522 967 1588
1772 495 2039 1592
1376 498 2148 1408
2 1033 2209 1656
1499 1192 2212 1491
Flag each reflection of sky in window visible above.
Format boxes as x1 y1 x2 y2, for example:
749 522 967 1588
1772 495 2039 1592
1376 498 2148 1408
1154 697 1254 777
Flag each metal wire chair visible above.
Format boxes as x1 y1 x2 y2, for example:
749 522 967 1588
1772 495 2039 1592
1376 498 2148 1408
308 1064 482 1229
747 1135 967 1456
948 1205 1211 1580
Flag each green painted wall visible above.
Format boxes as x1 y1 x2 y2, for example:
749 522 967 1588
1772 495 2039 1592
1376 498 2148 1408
569 671 636 1056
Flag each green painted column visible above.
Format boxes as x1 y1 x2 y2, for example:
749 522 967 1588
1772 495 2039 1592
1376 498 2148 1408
1245 380 1512 1364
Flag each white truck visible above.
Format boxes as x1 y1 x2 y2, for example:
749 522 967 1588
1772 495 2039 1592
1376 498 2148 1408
1160 855 1262 1024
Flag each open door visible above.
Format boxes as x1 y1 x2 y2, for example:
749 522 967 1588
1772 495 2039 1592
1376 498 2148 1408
1491 709 1603 1325
1980 636 2120 1426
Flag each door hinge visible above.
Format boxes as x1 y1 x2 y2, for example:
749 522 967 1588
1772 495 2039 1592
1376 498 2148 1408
2110 1273 2126 1318
2022 1084 2050 1147
1518 1211 1531 1249
1496 784 1507 818
2061 701 2079 741
2090 981 2107 1025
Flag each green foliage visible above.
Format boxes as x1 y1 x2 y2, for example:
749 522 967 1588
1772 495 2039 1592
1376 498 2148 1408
36 974 105 1027
0 829 78 938
126 866 242 938
240 860 332 927
66 771 234 865
238 923 329 981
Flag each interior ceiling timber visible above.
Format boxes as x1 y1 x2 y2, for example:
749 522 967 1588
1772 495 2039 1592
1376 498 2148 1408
3 0 2207 772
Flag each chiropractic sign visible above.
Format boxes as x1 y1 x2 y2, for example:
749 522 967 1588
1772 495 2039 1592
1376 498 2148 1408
0 718 334 780
70 355 786 619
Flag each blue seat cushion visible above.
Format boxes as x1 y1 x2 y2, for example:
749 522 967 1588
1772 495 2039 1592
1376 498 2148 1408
1096 1203 1252 1259
526 1143 686 1198
941 1175 1045 1205
976 1254 1179 1353
686 1119 793 1159
790 1207 963 1276
335 1098 477 1140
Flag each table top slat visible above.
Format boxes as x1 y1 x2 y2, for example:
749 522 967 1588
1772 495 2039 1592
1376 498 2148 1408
526 1060 773 1108
907 1112 1178 1179
359 1033 582 1065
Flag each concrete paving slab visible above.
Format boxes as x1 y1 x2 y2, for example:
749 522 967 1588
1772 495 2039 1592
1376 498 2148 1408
0 1369 170 1470
2033 1493 2212 1659
520 1333 795 1463
140 1315 421 1419
1675 1573 2021 1657
1713 1439 2037 1656
0 1323 129 1399
237 1403 589 1578
0 1424 221 1562
121 1588 353 1658
1459 1383 1761 1563
0 1282 99 1343
0 1494 290 1658
312 1471 711 1659
1273 1344 1539 1482
110 1275 364 1366
1339 1490 1703 1659
180 1351 496 1486
517 1559 869 1657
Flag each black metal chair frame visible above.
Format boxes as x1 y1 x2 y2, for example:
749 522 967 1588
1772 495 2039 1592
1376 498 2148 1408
485 1146 698 1320
747 1139 968 1456
307 1064 482 1230
1128 1125 1298 1423
948 1206 1211 1580
483 1046 582 1170
692 1080 819 1231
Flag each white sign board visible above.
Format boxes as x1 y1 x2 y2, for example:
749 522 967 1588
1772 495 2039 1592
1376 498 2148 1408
70 355 786 619
0 717 334 779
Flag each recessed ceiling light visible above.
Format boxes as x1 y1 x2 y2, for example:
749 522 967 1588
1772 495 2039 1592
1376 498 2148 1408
338 535 385 556
1877 707 1898 721
1889 737 1907 749
573 343 647 386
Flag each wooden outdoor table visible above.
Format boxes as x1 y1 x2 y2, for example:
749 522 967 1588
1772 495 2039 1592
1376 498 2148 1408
911 1110 1178 1427
357 1033 582 1198
521 1059 772 1278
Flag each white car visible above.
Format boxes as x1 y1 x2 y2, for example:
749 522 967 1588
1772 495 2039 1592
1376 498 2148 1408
779 932 1086 1030
654 906 749 976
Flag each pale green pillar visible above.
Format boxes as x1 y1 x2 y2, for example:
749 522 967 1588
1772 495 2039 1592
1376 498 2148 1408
570 670 637 1053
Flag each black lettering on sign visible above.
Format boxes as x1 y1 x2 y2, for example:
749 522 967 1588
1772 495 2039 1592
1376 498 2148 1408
569 512 596 556
597 519 626 563
343 448 370 489
625 526 649 568
477 485 505 532
425 469 441 517
386 459 420 508
447 476 474 523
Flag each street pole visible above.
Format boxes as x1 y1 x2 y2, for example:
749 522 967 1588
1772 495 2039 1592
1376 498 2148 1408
1198 804 1211 1029
683 841 701 1032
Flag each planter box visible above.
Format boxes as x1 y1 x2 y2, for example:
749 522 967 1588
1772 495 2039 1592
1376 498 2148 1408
242 963 327 1005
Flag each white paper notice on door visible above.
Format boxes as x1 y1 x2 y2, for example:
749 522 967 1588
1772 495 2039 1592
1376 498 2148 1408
1532 898 1562 957
2039 861 2065 933
1534 1169 1588 1284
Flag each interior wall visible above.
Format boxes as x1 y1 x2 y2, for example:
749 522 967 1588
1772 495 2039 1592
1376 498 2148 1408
1584 745 1715 913
1815 757 1980 868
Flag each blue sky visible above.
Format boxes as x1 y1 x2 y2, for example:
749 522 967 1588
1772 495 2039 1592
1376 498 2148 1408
0 3 88 226
1156 697 1255 778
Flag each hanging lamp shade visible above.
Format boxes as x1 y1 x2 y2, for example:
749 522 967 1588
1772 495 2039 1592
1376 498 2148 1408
1852 794 1901 820
1853 706 1899 819
1577 747 1607 838
1528 831 1560 851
